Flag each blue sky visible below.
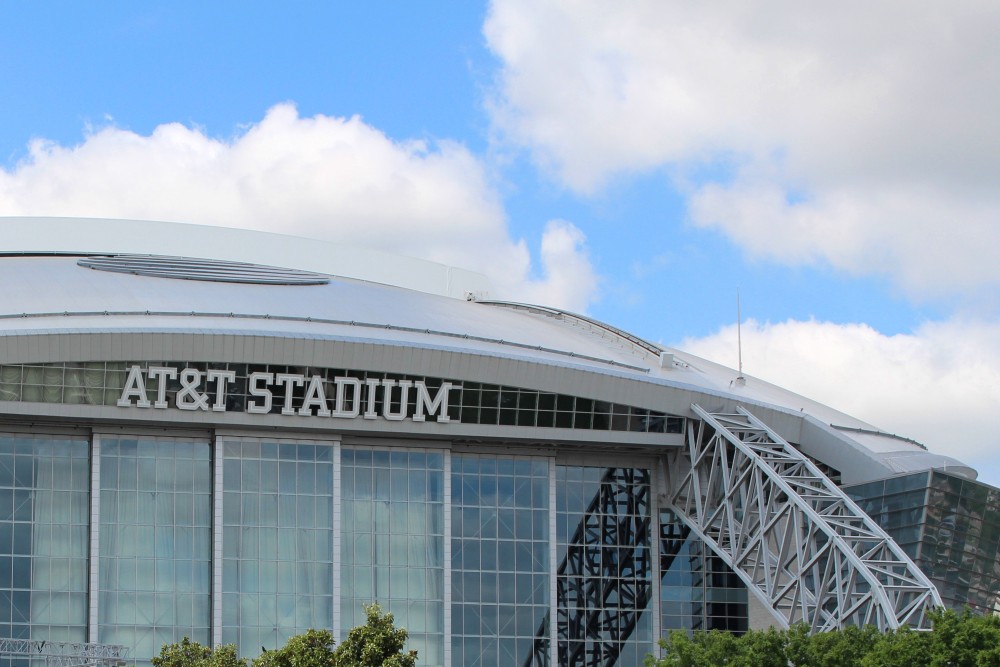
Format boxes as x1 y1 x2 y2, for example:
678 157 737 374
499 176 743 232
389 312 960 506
1 1 998 483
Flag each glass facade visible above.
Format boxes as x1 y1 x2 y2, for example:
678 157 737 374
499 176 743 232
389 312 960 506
98 436 212 661
555 466 653 667
452 454 549 667
847 470 1000 614
658 510 748 634
221 438 334 653
341 448 445 667
0 434 89 647
0 426 769 667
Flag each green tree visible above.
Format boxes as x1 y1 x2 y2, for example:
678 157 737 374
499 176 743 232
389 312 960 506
153 605 417 667
252 629 337 667
646 610 1000 667
645 628 742 667
925 608 1000 667
333 604 416 667
152 638 247 667
859 626 931 667
731 626 788 667
786 623 881 667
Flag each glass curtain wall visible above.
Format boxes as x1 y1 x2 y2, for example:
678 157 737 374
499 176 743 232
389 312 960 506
847 472 929 562
0 429 766 667
341 448 444 667
658 509 747 634
555 466 654 667
451 455 549 667
0 434 89 654
848 471 1000 614
923 472 1000 612
221 438 335 655
98 436 212 663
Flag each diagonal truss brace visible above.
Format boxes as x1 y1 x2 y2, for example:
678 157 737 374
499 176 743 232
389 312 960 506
667 404 942 632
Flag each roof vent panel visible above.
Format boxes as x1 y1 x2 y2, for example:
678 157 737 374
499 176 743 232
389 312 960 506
77 254 330 285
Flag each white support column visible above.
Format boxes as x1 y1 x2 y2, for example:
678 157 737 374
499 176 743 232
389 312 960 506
548 457 558 667
442 449 452 667
212 436 225 646
87 434 102 644
332 441 342 641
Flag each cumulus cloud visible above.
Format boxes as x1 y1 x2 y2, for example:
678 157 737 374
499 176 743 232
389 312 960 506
679 318 1000 480
485 0 1000 297
0 104 598 311
516 219 599 312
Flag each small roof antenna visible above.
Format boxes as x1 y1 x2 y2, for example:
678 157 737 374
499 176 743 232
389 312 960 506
734 289 746 386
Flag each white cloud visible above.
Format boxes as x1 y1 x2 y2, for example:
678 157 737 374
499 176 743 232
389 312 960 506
0 103 598 312
485 0 1000 297
679 318 1000 484
515 219 599 312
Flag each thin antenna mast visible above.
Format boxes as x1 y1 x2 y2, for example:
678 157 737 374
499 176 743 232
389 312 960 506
736 289 746 385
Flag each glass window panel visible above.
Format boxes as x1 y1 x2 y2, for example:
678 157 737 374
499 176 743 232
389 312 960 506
343 447 443 666
99 436 211 665
452 454 549 667
221 438 335 658
557 467 655 660
0 434 89 645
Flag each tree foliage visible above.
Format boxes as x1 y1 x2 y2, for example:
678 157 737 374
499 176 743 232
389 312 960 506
334 604 416 667
252 629 337 667
153 604 415 667
152 638 247 667
646 609 1000 667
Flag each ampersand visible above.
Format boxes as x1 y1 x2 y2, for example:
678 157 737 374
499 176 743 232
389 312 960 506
176 368 210 411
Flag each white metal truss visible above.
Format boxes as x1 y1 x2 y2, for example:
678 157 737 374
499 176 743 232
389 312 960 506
667 404 942 631
0 639 129 667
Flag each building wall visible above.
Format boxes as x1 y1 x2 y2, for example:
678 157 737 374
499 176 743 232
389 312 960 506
0 425 749 667
847 471 1000 615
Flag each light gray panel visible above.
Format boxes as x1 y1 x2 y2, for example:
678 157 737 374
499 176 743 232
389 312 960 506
27 331 40 361
207 333 223 360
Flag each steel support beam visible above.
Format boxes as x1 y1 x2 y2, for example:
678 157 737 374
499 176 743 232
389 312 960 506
667 404 941 632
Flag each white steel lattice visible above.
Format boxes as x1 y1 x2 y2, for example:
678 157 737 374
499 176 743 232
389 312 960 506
0 639 129 667
667 404 942 631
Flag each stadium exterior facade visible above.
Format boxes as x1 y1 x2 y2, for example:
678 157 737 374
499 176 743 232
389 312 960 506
0 217 997 667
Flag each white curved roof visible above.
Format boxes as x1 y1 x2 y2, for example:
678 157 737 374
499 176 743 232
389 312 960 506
0 216 491 300
0 216 974 482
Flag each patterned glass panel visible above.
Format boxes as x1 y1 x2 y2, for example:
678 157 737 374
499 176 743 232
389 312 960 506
555 467 653 667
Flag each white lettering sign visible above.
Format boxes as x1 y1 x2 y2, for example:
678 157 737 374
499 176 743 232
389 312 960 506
116 365 454 424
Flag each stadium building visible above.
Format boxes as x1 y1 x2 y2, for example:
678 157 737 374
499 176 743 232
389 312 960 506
0 217 997 667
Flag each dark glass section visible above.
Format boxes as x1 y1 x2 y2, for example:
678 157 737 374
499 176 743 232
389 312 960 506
846 472 929 561
658 509 748 635
846 470 1000 614
922 472 1000 612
